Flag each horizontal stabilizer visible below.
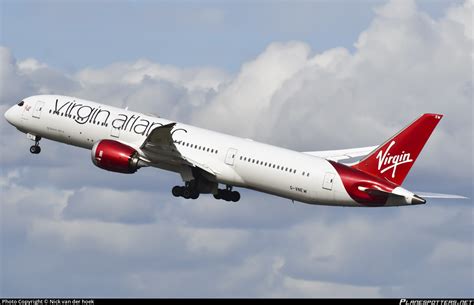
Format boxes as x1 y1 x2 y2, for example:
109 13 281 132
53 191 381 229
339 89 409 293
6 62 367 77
304 146 378 162
357 186 398 197
414 192 469 199
358 186 426 205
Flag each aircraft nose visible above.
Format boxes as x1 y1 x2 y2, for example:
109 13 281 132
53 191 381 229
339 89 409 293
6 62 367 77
4 107 14 124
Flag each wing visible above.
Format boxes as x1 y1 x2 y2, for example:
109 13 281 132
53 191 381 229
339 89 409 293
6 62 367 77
140 123 216 176
303 146 378 162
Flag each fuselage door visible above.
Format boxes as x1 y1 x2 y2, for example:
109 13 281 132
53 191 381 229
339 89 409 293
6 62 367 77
32 101 45 119
110 125 120 138
323 172 335 190
225 148 238 166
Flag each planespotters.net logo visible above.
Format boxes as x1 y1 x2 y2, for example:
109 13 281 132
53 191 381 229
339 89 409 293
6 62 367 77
400 299 474 305
376 140 414 178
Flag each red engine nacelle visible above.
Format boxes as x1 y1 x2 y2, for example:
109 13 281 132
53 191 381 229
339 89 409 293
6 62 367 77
91 140 143 174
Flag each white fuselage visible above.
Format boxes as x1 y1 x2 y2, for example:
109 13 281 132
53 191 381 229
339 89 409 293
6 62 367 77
6 95 413 207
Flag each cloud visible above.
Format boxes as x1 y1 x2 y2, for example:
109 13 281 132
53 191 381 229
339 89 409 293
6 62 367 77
62 187 159 224
0 0 472 298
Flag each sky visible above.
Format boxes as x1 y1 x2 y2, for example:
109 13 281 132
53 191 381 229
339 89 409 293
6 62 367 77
0 0 473 298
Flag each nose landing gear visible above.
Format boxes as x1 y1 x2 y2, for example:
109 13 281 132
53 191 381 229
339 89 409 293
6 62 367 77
29 135 42 154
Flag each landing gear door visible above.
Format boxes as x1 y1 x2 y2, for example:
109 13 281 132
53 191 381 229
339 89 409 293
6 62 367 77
323 173 335 190
32 101 45 119
225 148 238 166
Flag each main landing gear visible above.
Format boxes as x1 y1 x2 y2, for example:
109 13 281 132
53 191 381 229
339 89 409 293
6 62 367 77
29 136 42 154
172 185 200 200
213 186 240 202
171 183 240 202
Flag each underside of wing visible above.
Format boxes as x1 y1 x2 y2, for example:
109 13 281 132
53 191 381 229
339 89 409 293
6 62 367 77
140 123 216 176
303 145 378 162
140 123 182 164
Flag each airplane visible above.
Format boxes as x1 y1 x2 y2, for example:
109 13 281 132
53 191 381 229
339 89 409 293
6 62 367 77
4 95 467 207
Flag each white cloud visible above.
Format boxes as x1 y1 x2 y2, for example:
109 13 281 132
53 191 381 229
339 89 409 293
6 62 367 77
278 276 381 298
62 187 159 224
192 41 311 136
17 58 48 72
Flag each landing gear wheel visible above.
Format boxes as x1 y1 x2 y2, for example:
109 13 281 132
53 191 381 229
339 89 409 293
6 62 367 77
231 191 240 202
182 188 192 199
30 145 41 154
190 191 200 200
172 186 182 197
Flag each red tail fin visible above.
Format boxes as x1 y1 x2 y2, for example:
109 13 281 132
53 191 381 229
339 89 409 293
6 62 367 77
352 113 443 186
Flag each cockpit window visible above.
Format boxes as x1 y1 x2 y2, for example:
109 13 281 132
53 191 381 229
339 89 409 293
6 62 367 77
17 101 24 106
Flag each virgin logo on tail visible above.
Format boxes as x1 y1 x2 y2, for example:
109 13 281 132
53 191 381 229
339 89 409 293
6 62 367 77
376 141 413 178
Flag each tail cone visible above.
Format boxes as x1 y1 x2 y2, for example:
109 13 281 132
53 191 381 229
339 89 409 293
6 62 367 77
412 195 426 205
